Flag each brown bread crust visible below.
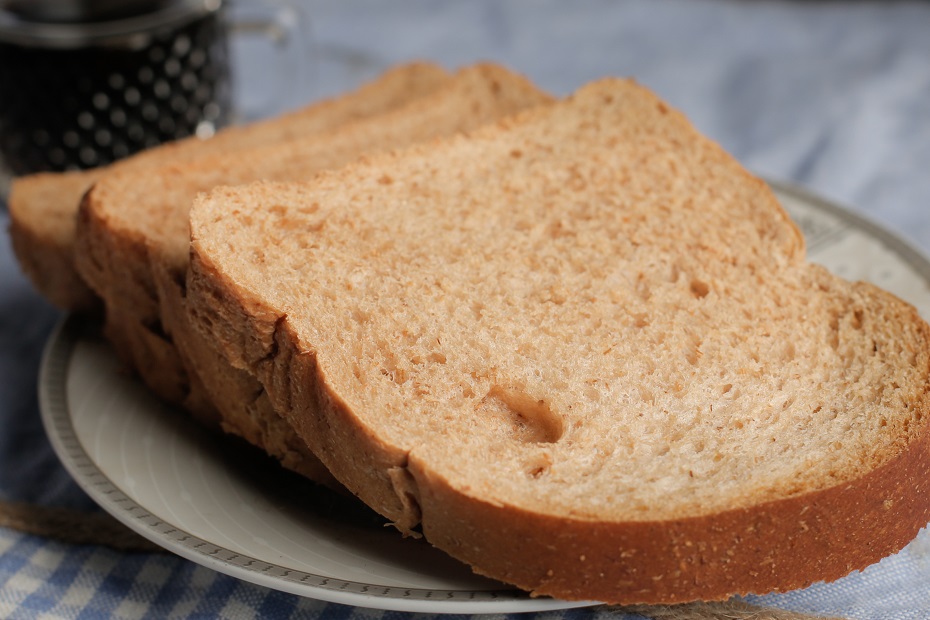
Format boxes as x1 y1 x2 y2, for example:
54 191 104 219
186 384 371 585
415 422 930 602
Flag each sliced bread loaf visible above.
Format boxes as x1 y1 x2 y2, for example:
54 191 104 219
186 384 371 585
73 64 553 485
8 62 452 313
187 78 930 604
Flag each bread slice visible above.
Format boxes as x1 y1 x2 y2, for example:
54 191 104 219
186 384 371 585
8 62 452 314
8 170 101 311
187 78 930 604
72 64 553 484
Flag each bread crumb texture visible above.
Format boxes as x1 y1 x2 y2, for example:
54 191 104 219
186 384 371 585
191 79 930 525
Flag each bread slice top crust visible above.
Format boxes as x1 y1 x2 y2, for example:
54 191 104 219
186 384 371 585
188 78 930 603
9 61 451 312
76 63 553 324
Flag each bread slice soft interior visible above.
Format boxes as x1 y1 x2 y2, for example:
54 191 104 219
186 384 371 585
187 77 930 604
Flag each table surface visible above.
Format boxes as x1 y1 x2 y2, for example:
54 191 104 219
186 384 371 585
3 1 930 618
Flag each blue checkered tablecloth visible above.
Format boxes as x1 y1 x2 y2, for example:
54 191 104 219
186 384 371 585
3 1 930 618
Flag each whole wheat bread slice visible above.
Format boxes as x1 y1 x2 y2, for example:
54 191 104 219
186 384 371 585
73 64 552 484
187 78 930 604
8 62 452 313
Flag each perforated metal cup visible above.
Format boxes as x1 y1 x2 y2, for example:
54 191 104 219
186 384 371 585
0 0 232 175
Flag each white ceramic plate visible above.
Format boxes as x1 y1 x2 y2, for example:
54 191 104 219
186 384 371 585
39 181 930 613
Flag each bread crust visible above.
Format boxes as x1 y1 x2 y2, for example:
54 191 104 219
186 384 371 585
76 187 162 323
414 420 930 603
102 305 203 418
151 259 340 486
103 301 337 484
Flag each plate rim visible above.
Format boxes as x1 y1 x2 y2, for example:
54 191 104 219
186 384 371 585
773 179 930 282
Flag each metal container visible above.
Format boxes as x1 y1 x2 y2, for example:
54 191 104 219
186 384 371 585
0 0 232 174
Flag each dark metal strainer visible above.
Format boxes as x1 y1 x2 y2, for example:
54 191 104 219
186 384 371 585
0 0 233 175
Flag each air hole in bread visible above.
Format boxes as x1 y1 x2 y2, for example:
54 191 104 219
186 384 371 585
827 316 840 350
380 352 407 385
852 309 864 329
524 453 552 479
480 385 564 444
408 341 447 367
684 345 701 366
690 279 709 299
635 274 651 302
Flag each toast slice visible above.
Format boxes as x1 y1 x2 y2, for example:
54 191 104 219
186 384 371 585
73 64 553 484
187 78 930 604
8 62 452 313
